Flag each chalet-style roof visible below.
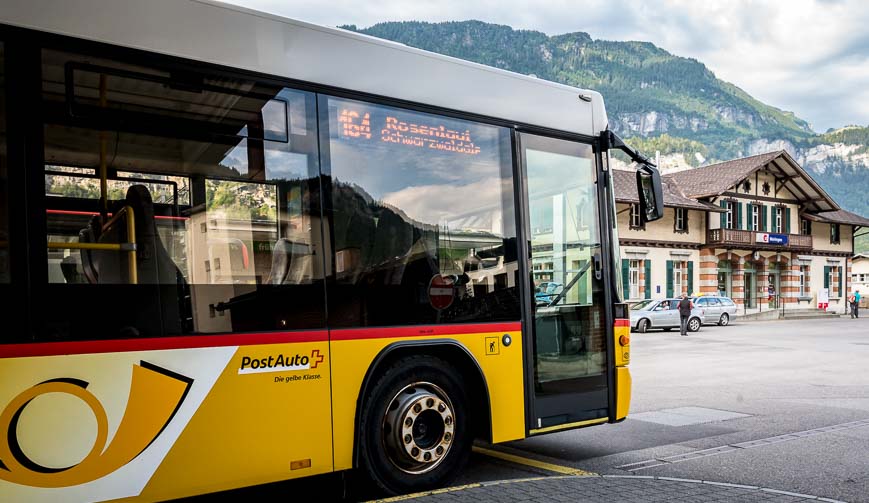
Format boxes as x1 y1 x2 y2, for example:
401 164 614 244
802 209 869 228
612 169 723 212
674 150 839 213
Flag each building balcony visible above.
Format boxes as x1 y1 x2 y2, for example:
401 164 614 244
706 228 812 251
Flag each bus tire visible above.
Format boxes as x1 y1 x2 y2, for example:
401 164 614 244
358 355 471 496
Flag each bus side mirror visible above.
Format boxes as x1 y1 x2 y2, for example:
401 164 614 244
636 165 664 222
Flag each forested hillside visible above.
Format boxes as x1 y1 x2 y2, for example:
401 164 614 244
342 21 869 224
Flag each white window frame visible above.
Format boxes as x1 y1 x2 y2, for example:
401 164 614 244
829 267 837 296
751 204 759 231
726 202 735 229
799 265 809 297
629 259 640 299
630 203 642 229
673 267 683 296
774 207 783 233
675 208 687 232
801 218 811 236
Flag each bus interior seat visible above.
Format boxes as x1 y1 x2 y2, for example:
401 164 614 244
267 238 312 285
60 255 84 284
79 185 188 335
78 215 101 284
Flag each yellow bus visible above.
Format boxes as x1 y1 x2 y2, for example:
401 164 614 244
0 1 663 500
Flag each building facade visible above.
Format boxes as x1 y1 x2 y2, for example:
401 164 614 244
614 151 869 313
852 254 869 307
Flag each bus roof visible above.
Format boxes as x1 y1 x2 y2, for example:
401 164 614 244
0 0 608 137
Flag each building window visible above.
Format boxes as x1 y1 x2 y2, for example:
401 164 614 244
829 267 837 296
801 219 811 236
673 266 683 296
799 265 810 297
726 202 736 229
751 204 759 231
674 208 687 232
830 224 840 244
774 207 783 233
629 260 640 299
630 203 644 230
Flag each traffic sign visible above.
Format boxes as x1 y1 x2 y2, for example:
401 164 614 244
428 274 455 310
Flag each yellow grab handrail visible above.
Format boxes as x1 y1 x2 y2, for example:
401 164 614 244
46 205 138 284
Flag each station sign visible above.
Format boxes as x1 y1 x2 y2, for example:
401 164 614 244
755 232 789 245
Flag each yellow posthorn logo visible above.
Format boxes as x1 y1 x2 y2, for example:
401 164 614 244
0 362 192 488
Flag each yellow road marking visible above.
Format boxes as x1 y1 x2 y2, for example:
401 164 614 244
368 448 595 501
472 446 596 476
529 417 608 435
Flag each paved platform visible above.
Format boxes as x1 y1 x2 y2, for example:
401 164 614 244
375 475 848 502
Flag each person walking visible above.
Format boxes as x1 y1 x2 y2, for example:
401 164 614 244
678 293 694 336
854 290 861 319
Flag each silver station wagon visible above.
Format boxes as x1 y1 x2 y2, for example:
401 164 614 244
691 295 738 326
629 298 704 333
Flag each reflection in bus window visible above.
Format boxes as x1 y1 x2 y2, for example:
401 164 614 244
322 96 519 327
38 48 324 340
0 42 7 284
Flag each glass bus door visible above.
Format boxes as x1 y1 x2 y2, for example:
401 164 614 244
520 133 609 432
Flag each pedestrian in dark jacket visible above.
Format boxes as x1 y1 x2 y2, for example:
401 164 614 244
679 294 694 336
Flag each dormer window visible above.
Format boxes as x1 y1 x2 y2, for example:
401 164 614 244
630 203 644 230
674 208 687 232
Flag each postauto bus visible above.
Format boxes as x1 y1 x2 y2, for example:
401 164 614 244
0 1 663 500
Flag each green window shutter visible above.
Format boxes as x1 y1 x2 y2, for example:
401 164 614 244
687 261 694 295
824 266 830 289
761 204 767 231
622 259 630 299
785 207 791 234
644 260 651 299
666 260 674 298
736 202 743 230
720 201 727 228
839 267 843 295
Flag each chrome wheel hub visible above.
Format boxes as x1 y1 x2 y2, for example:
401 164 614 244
382 382 455 474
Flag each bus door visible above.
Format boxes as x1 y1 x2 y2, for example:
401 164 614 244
519 133 610 432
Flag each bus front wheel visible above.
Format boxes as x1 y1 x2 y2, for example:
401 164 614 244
358 355 471 495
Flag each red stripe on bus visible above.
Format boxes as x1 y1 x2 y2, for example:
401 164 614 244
614 319 630 327
330 322 521 341
0 331 329 358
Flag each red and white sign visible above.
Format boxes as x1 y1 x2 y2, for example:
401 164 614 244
428 274 455 310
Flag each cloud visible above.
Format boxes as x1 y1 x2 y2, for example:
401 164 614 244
225 0 869 132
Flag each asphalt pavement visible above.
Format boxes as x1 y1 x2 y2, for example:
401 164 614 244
425 316 869 503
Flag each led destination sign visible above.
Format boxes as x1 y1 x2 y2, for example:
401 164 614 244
338 108 481 155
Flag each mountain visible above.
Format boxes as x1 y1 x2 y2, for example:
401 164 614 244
340 21 869 226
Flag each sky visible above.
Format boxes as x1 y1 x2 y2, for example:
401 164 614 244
224 0 869 133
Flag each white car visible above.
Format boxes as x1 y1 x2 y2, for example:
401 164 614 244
691 295 738 326
630 298 704 333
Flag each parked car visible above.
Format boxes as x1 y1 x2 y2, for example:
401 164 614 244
629 298 704 333
691 295 738 326
535 281 563 306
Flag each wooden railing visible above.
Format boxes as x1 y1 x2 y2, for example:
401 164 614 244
706 228 812 250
